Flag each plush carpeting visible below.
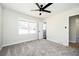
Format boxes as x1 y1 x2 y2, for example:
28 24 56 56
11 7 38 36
0 39 79 56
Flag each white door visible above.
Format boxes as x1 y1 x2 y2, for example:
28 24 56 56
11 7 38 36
38 22 43 39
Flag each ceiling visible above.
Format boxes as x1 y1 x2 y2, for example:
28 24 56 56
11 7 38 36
2 3 79 19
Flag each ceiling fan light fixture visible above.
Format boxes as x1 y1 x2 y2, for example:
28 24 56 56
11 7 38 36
40 5 43 8
39 13 42 15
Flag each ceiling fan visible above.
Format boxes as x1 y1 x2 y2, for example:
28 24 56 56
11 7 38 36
32 3 53 15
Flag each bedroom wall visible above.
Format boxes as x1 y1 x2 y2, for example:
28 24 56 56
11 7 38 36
45 8 79 46
0 5 2 49
2 8 43 47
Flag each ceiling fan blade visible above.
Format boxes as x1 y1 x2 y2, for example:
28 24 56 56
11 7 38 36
42 3 53 10
43 10 51 13
31 9 39 11
35 3 40 9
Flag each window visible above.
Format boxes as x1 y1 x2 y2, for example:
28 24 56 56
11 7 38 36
29 22 37 34
18 20 37 35
18 21 28 35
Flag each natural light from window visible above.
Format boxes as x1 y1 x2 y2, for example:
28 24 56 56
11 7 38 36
18 20 37 35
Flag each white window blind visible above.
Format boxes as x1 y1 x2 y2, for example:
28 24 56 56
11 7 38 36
18 20 37 35
29 22 37 34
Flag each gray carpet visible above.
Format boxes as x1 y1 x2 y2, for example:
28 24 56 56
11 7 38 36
0 39 79 56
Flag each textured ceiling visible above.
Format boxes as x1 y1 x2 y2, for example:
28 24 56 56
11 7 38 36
2 3 79 19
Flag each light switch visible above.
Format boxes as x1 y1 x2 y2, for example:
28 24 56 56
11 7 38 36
65 26 67 29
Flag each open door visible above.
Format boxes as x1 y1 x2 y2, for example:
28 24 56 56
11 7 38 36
38 22 43 39
43 22 47 39
69 15 79 48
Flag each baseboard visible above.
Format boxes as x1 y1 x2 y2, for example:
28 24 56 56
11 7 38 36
2 39 37 47
47 39 69 46
69 41 76 43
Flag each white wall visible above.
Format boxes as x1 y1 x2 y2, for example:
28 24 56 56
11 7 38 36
0 5 2 49
69 17 76 43
46 8 79 46
3 8 43 47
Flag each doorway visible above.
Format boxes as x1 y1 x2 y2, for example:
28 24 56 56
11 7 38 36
38 22 43 39
69 15 79 48
43 22 47 39
37 22 47 40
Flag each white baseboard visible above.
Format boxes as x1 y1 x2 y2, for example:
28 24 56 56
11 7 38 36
47 39 69 46
69 41 76 43
2 39 37 47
